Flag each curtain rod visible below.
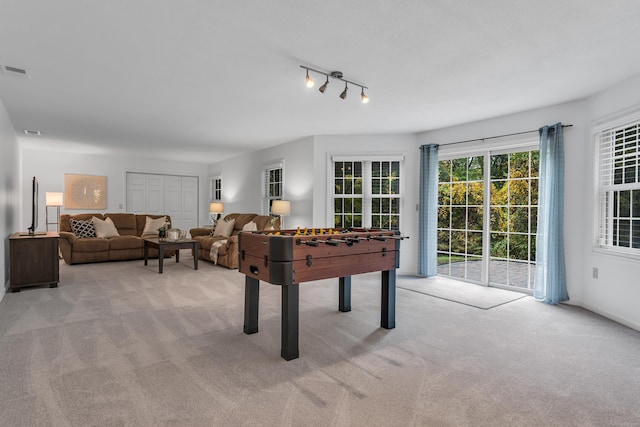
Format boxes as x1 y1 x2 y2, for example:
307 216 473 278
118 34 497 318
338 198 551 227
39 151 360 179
433 124 573 147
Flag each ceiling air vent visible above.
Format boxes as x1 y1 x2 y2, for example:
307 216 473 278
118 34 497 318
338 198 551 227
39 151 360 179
24 130 42 136
1 65 29 78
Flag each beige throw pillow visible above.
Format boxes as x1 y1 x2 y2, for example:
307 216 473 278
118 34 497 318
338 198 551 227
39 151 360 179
142 216 167 236
242 221 258 232
213 218 235 237
91 216 120 238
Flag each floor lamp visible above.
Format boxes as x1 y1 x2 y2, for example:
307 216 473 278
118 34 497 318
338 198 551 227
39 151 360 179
271 200 291 229
45 192 63 232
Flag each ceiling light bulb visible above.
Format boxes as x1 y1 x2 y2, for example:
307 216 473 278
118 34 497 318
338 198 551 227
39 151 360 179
361 88 369 104
339 83 348 99
318 76 329 93
305 70 314 88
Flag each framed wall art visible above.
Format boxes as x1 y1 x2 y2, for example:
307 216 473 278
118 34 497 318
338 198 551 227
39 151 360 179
64 174 106 210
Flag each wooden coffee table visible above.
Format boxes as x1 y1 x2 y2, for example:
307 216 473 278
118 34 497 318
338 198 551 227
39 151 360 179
143 238 198 274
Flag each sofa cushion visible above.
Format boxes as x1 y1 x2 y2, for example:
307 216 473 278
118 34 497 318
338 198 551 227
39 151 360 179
69 237 110 252
61 213 105 233
136 214 171 236
70 219 97 238
229 213 258 231
213 218 235 237
92 216 120 238
242 221 258 232
253 215 280 231
105 213 137 236
141 216 168 237
194 235 227 251
109 235 144 250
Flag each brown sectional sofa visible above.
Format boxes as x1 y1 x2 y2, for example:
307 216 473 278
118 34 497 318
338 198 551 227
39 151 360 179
59 213 174 265
189 213 280 269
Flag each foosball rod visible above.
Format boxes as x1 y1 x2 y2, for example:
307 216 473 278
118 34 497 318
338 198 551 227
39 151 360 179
368 235 410 241
296 238 363 247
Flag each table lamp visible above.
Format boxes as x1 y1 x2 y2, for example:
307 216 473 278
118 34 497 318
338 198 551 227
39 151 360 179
271 200 291 229
209 202 224 225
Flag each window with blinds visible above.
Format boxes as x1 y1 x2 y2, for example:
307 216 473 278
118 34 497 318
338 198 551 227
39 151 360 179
262 164 283 215
210 175 222 201
597 120 640 254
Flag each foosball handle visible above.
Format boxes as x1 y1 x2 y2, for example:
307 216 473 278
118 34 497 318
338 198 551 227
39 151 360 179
296 238 320 247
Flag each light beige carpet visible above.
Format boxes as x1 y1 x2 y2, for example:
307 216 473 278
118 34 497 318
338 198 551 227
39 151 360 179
1 254 640 426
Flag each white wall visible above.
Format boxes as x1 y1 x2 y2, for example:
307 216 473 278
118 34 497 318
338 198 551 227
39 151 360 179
1 99 20 299
19 145 209 231
208 136 315 227
582 74 640 330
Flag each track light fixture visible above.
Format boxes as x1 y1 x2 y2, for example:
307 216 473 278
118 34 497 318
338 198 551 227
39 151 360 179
300 65 369 103
318 76 329 93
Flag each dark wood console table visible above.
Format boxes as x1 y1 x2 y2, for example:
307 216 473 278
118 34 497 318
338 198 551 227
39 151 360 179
9 231 60 292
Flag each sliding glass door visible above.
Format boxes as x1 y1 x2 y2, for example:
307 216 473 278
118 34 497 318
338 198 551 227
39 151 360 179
437 148 539 291
488 151 538 289
437 156 484 282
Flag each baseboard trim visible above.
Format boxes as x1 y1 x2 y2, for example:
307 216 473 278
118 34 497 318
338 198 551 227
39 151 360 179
581 302 640 332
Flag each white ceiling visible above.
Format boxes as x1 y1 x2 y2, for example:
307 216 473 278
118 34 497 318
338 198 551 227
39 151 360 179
2 1 640 163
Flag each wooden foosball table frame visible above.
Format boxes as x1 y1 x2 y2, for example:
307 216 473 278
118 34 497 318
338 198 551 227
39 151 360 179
238 228 405 360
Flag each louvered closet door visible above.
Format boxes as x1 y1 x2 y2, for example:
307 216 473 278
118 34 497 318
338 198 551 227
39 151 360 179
126 173 146 212
146 175 165 214
164 175 183 227
181 176 198 231
126 173 198 229
126 173 165 214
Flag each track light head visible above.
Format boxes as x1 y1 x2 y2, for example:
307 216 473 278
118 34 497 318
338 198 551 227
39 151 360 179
361 87 369 104
305 70 314 88
339 82 348 100
318 76 329 93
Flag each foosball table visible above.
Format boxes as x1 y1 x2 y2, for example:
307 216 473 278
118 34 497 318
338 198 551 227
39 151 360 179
238 227 407 360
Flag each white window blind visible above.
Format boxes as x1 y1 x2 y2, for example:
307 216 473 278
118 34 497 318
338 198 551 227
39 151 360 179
210 175 222 201
597 121 640 253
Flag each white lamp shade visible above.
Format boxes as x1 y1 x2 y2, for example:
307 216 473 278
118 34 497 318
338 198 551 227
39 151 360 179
271 200 291 216
209 202 224 213
46 192 63 207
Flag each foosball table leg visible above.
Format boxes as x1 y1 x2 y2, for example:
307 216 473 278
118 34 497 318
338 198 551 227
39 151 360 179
339 276 352 312
381 269 396 329
244 276 260 334
281 284 300 361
